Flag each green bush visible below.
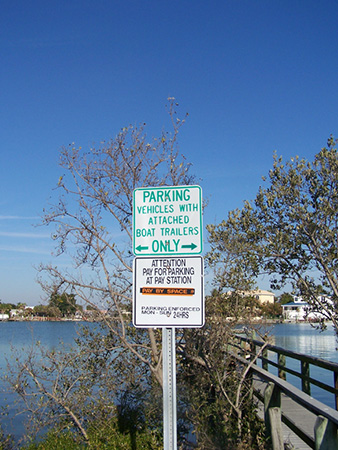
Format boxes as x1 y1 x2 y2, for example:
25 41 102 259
21 416 162 450
0 426 14 450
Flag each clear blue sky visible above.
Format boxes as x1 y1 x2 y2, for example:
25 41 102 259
1 0 338 305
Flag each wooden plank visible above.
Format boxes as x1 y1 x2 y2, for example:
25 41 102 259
246 358 338 425
254 375 314 450
232 338 338 449
314 416 338 450
269 407 284 450
255 396 312 450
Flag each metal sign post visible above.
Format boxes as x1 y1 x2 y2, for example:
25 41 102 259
163 327 177 450
132 185 204 450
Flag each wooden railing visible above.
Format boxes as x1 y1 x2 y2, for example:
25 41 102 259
229 335 338 450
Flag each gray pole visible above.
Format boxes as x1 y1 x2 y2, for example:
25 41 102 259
163 327 177 450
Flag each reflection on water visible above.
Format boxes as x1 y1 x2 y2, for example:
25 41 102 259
261 322 338 409
268 322 337 362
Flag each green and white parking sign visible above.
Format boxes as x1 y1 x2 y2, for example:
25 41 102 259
133 185 203 256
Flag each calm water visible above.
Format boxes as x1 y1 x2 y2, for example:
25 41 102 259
270 322 338 362
259 322 338 408
0 321 337 438
0 321 84 439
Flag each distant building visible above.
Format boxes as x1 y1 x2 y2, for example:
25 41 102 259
10 309 19 318
282 296 330 321
237 289 275 305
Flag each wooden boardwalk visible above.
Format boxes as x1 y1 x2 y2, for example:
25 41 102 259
254 374 315 449
232 334 338 449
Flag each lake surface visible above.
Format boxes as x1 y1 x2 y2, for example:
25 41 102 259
0 321 337 439
264 322 338 409
270 322 338 363
0 321 84 440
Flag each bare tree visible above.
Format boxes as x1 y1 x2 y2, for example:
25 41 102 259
1 100 196 443
37 99 194 388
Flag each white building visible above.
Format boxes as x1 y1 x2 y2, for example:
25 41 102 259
282 296 329 322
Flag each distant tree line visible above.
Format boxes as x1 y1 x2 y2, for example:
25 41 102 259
1 291 290 320
0 293 82 318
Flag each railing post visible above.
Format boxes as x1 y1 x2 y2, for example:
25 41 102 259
264 382 283 450
229 335 239 354
240 338 246 356
278 353 286 380
262 347 268 371
301 361 310 395
250 340 256 362
334 371 338 411
314 416 338 449
227 338 234 354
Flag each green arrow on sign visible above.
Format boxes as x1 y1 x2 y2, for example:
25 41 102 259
181 243 197 251
136 245 149 252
